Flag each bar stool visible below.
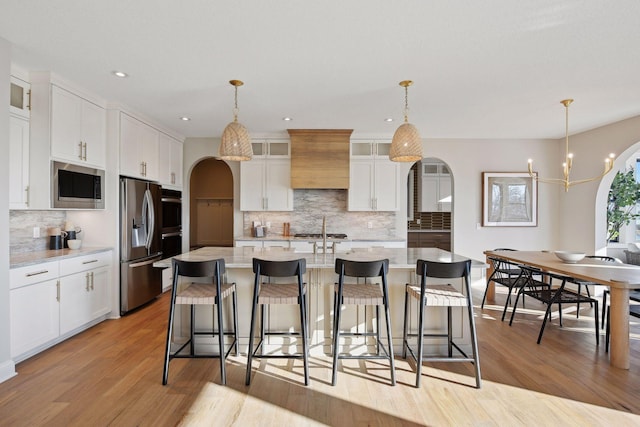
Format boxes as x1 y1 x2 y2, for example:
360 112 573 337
332 258 395 386
163 258 238 385
402 259 481 388
246 258 309 386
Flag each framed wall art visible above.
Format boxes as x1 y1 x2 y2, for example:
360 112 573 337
482 172 537 227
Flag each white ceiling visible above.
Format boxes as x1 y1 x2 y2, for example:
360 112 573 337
2 1 640 140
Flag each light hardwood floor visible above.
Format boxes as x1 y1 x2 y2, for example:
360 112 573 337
1 283 640 426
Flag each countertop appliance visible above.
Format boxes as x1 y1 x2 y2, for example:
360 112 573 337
120 177 162 315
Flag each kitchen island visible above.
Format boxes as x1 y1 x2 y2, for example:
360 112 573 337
155 246 486 355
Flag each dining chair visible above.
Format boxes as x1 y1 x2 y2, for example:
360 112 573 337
509 265 599 345
568 256 621 319
163 258 238 385
605 300 640 352
332 258 395 386
482 251 528 321
246 258 309 386
402 259 481 388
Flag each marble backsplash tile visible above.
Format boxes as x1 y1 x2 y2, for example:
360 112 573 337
242 190 397 238
10 210 67 254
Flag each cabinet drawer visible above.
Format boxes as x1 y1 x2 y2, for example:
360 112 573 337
10 261 59 290
59 251 111 276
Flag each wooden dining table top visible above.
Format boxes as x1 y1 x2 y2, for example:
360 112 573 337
484 250 640 288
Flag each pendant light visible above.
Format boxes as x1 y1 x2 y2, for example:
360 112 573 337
219 79 253 161
389 80 423 162
527 99 615 192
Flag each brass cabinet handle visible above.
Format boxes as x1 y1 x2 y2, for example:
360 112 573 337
26 269 48 277
56 280 60 302
78 141 84 160
86 273 90 291
90 272 94 291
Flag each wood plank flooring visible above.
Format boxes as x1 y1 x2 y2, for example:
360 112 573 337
1 282 640 426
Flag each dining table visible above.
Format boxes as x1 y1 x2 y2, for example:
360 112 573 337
484 250 640 369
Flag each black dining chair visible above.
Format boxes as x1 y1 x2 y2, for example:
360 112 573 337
568 256 621 319
509 265 599 345
482 250 528 321
402 259 481 388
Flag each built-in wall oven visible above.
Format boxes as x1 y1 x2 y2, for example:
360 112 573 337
161 188 182 258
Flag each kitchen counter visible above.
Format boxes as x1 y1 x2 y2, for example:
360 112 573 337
234 235 406 243
154 246 485 270
10 247 114 268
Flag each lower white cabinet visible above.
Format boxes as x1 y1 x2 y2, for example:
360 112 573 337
10 278 60 359
9 250 112 361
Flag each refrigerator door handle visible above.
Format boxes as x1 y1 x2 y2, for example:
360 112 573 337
143 189 156 250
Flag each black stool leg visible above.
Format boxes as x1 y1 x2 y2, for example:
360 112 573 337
415 293 425 388
299 291 309 386
232 287 239 355
245 282 259 385
216 294 226 385
332 288 343 386
402 284 410 359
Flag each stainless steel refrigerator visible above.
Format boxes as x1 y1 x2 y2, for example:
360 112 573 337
120 177 163 315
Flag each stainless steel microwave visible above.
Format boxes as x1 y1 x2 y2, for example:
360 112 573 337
51 161 105 209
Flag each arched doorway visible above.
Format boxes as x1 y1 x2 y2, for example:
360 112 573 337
189 158 234 248
407 157 454 251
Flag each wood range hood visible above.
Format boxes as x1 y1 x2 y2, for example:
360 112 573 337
288 129 353 189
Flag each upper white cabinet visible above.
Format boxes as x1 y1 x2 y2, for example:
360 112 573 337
348 141 400 211
240 140 292 211
119 112 159 181
158 132 183 189
240 158 293 211
10 75 31 118
50 85 106 168
9 114 30 209
419 160 451 212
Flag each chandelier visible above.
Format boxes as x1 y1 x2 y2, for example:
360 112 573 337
219 79 253 161
528 99 615 192
389 80 423 162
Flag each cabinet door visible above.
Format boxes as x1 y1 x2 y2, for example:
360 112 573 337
240 160 267 211
80 100 106 168
374 160 400 211
10 76 30 118
438 176 452 212
420 176 439 212
120 113 144 178
348 159 375 211
59 272 93 335
10 279 60 358
9 115 30 209
141 124 159 181
90 266 110 319
51 85 83 163
158 134 183 188
265 160 293 211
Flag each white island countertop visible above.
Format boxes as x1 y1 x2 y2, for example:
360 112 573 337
154 246 486 270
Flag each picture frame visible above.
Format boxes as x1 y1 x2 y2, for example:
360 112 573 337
482 172 537 227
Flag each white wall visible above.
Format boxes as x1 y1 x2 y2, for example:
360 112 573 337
0 37 17 382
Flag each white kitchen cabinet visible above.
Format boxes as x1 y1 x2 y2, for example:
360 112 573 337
9 251 112 361
251 139 290 158
10 75 30 118
158 133 183 189
59 251 112 335
419 160 451 212
348 158 400 211
50 85 106 168
9 260 60 359
119 112 159 181
9 114 30 209
240 159 293 211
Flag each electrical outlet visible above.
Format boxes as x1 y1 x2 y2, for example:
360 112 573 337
416 218 421 225
33 226 40 238
367 221 373 229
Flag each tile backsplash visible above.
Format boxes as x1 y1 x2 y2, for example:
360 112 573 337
242 190 397 238
10 210 67 253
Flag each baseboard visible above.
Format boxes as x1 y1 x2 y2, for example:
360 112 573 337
0 359 17 384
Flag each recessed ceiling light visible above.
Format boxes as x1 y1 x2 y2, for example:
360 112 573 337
112 70 128 78
180 116 191 121
282 117 293 121
385 118 394 122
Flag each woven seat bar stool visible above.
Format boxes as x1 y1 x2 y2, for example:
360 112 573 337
402 259 481 388
163 258 238 385
332 258 395 386
246 258 309 386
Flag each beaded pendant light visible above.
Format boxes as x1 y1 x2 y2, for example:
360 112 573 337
219 80 253 161
389 80 423 162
